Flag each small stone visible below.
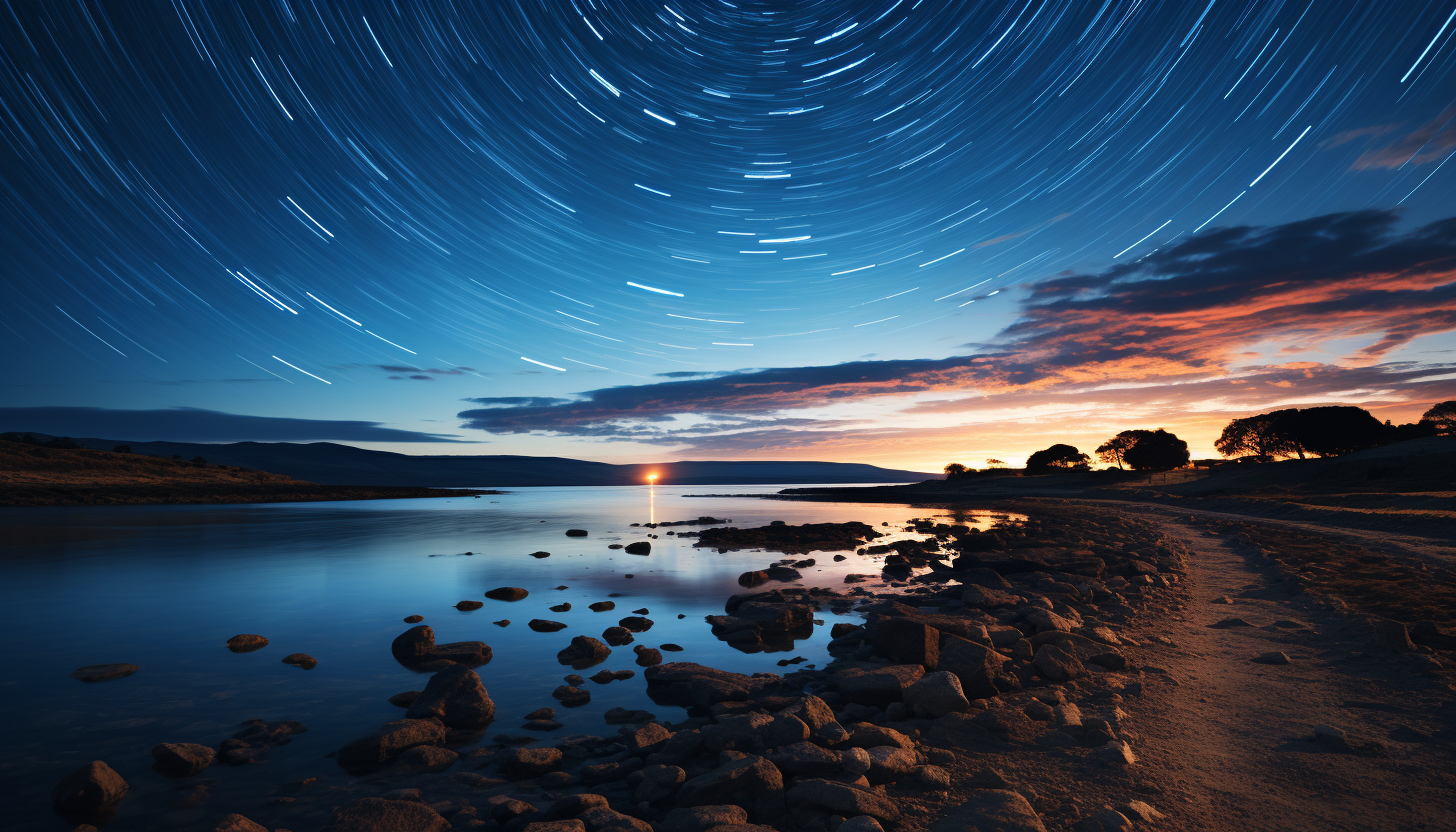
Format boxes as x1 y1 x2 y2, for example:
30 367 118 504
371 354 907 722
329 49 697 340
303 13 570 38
841 747 872 776
566 529 589 537
213 814 268 832
456 600 484 611
916 765 951 789
553 685 591 707
530 619 568 632
589 601 617 612
388 691 419 708
403 615 424 623
1252 651 1291 665
226 634 268 652
1210 617 1255 628
71 664 139 682
282 653 318 669
485 587 529 601
531 551 552 558
500 746 563 778
1093 741 1137 767
551 603 572 613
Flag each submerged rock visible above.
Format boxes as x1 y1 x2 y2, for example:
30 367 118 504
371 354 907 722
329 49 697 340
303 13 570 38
337 719 447 772
151 743 215 776
558 636 612 668
71 664 139 682
51 761 128 827
225 634 268 653
281 653 318 669
485 587 530 601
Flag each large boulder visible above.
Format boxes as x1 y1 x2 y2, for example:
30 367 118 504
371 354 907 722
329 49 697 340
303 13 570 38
51 760 128 826
500 746 564 778
870 618 939 668
405 665 495 728
660 806 749 832
558 636 612 669
321 798 450 832
937 636 1004 699
1032 644 1086 683
781 695 847 745
151 742 214 776
645 662 769 709
784 778 899 822
675 755 785 823
390 625 490 669
836 665 925 707
337 719 447 772
767 742 842 776
930 790 1046 832
904 671 970 718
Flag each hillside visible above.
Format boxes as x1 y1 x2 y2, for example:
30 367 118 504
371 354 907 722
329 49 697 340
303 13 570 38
5 435 938 487
0 440 492 506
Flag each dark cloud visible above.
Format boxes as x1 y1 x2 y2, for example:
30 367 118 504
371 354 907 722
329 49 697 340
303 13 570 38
378 365 466 379
465 396 571 408
0 407 465 443
456 210 1456 447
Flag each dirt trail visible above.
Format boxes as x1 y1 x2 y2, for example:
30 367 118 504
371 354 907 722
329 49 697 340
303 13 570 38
1122 514 1456 832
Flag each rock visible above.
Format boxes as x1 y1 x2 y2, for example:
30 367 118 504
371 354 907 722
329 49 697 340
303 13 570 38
226 634 268 652
1119 800 1165 823
960 585 1020 609
495 620 510 627
841 746 872 776
846 724 915 750
321 798 450 832
1371 618 1416 652
337 719 448 772
151 742 214 776
406 664 495 728
392 745 458 774
1312 723 1348 748
404 615 424 623
905 671 970 718
552 603 572 612
51 761 128 826
767 742 841 776
603 626 635 645
676 755 785 823
531 619 569 632
589 601 617 612
500 746 563 778
1093 740 1138 767
937 636 1004 699
660 805 749 832
865 745 917 782
626 722 673 754
836 664 925 707
566 529 589 537
457 600 484 611
1032 644 1086 682
871 618 940 668
840 817 885 832
649 728 705 765
581 757 645 784
214 814 267 832
390 625 490 668
636 764 687 803
388 691 420 707
554 685 591 706
70 664 139 682
917 764 951 789
930 790 1046 832
486 587 530 601
1022 609 1073 635
541 793 608 821
739 571 769 588
645 662 767 709
281 653 317 669
1253 651 1291 665
1078 808 1134 832
579 806 652 832
634 645 664 666
620 616 655 632
530 550 552 558
491 797 540 822
1210 617 1255 628
784 778 899 822
558 636 613 668
662 643 684 651
626 542 652 555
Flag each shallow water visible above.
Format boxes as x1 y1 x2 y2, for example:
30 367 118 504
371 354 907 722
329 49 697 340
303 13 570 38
0 485 1010 830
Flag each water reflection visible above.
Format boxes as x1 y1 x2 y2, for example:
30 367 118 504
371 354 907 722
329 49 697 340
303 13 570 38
0 485 1014 831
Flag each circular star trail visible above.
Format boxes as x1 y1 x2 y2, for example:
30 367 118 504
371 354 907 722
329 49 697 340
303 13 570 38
2 1 1453 421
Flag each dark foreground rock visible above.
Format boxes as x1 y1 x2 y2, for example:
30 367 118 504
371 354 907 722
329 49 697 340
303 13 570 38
321 797 450 831
52 760 128 826
930 789 1046 832
644 662 778 709
390 625 492 669
337 719 447 772
151 742 214 776
675 755 785 823
405 664 496 728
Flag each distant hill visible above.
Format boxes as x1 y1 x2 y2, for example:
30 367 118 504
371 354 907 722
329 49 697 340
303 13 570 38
1 434 938 487
0 439 494 505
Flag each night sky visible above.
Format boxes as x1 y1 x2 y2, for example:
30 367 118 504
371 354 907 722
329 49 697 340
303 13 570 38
3 1 1455 469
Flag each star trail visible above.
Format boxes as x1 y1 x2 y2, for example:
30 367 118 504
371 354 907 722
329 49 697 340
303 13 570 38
2 1 1455 467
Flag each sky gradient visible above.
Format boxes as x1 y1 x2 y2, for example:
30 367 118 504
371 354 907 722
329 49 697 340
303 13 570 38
3 1 1455 470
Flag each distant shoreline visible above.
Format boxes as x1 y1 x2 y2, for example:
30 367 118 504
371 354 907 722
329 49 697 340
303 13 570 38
0 484 503 507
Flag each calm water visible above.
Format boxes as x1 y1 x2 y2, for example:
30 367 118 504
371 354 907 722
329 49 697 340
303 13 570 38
0 485 1007 830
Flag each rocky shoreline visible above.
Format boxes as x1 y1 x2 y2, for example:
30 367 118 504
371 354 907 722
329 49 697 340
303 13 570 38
48 503 1455 831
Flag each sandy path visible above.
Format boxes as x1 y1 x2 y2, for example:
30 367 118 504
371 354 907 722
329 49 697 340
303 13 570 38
1118 514 1456 832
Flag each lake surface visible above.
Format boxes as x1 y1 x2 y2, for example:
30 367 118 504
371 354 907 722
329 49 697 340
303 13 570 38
0 485 1009 830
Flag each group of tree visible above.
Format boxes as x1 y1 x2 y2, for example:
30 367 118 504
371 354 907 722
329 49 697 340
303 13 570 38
1216 401 1452 460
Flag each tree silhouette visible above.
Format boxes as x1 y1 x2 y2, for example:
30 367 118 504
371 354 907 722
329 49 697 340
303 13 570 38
1122 429 1190 471
943 463 969 480
986 458 1005 468
1095 430 1150 469
1283 406 1385 457
1425 401 1456 435
1025 444 1090 473
1215 410 1302 459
